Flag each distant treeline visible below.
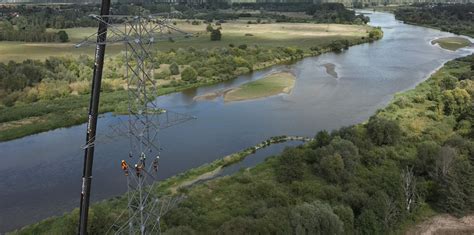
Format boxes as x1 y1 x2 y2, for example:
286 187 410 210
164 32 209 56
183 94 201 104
0 3 172 42
395 3 474 37
182 3 368 24
306 3 369 24
0 2 368 43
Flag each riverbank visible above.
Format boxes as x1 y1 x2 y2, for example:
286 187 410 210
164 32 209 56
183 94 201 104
0 27 381 142
394 5 474 38
11 51 474 234
11 135 312 234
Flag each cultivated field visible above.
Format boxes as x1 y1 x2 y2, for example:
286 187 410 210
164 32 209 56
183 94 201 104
0 20 371 62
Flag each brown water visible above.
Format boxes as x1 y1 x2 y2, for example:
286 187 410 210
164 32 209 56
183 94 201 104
0 11 473 232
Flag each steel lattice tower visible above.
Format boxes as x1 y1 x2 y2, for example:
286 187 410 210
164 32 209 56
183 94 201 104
77 7 193 235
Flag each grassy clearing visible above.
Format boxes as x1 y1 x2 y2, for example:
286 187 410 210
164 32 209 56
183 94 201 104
432 37 472 51
0 21 370 62
224 72 295 102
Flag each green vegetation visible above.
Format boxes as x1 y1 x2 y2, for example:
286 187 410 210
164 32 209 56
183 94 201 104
0 19 70 43
210 28 222 41
224 72 295 102
432 37 472 51
0 21 372 62
0 23 376 141
306 3 369 24
12 53 474 235
395 4 474 38
169 62 180 75
181 67 198 82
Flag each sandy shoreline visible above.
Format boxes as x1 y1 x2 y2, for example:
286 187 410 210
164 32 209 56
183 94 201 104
193 72 296 103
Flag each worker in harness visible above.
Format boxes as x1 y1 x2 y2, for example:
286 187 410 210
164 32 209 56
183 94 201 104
152 156 159 172
121 160 129 176
135 163 144 177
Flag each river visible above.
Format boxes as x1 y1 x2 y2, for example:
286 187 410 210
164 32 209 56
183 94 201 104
0 11 472 232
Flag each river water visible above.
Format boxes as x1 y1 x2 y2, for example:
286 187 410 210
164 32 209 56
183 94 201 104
0 11 472 232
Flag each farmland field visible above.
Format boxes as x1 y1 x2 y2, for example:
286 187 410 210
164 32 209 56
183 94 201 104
0 21 371 62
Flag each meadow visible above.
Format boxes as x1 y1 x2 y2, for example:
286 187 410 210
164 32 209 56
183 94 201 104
0 20 371 62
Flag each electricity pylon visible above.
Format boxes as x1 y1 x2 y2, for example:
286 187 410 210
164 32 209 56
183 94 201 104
77 4 194 234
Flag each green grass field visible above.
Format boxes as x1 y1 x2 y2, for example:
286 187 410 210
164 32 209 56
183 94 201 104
431 37 472 51
0 21 370 62
224 72 295 102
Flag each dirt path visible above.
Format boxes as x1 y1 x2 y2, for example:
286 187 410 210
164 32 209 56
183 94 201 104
407 214 474 235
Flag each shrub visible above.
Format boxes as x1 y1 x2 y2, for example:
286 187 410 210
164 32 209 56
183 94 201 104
57 30 69 42
367 116 402 145
238 44 247 50
210 29 222 41
290 201 344 234
181 67 198 82
169 63 180 75
206 24 213 32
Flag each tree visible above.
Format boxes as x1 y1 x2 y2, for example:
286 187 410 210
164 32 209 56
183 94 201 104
435 146 457 178
333 205 354 234
367 116 402 145
415 141 441 177
210 29 221 41
442 88 471 116
312 130 331 148
276 147 305 183
320 153 344 183
181 67 198 82
402 166 417 212
57 30 69 42
290 201 344 235
169 62 180 75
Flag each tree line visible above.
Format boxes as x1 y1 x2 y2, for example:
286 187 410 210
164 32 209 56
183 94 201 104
395 3 474 37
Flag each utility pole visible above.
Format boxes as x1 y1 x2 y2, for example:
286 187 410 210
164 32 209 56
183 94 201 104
75 7 194 234
78 0 111 234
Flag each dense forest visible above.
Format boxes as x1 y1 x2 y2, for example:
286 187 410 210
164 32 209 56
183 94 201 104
395 3 474 37
13 54 474 234
306 3 369 24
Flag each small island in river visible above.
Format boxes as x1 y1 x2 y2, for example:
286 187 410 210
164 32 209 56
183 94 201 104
223 72 296 102
322 63 338 78
431 37 472 51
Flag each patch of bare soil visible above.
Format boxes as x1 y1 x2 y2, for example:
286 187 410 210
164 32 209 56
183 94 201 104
406 214 474 235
